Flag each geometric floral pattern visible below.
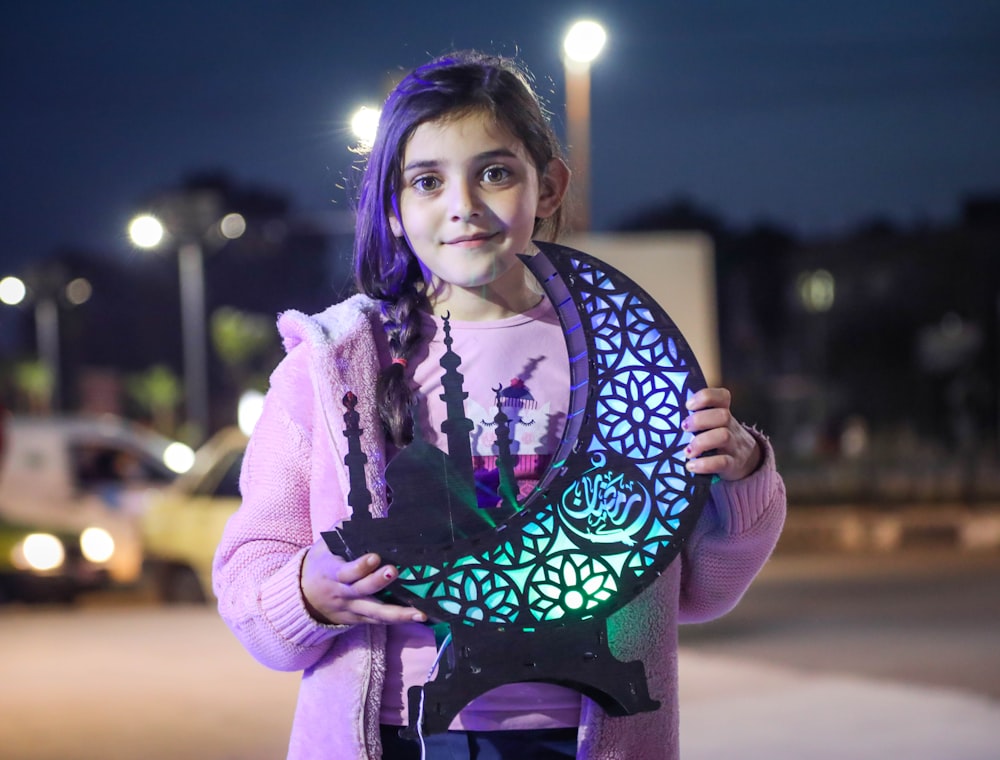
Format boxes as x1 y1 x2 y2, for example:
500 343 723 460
390 242 711 628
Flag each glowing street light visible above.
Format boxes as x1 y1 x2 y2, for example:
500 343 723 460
563 19 607 233
0 276 27 306
129 199 245 444
128 215 165 248
564 20 607 65
350 105 381 151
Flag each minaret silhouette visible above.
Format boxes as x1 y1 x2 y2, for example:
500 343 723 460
437 313 476 509
341 391 372 521
491 383 519 513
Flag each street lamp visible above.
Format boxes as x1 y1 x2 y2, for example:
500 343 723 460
129 193 245 445
350 105 381 151
563 19 607 233
1 273 92 412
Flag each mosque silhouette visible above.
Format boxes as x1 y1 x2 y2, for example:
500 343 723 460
330 314 519 556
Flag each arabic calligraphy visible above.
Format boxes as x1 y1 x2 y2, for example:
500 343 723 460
559 452 652 546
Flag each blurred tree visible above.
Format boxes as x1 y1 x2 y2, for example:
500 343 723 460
210 306 279 396
13 361 53 415
127 365 181 436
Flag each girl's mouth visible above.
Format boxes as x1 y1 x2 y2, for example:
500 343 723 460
446 231 497 246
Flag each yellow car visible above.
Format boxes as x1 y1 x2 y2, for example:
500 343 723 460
141 426 247 602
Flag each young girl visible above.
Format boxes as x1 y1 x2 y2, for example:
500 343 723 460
213 51 786 760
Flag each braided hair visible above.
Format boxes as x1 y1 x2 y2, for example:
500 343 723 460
353 51 566 446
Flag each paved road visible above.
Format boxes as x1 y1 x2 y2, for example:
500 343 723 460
1 550 998 759
680 549 1000 699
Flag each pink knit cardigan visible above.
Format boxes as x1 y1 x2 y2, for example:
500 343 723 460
213 294 787 760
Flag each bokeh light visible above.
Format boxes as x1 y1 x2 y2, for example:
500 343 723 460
128 214 165 248
0 276 27 306
238 389 264 436
65 277 93 306
80 527 115 563
163 441 196 474
220 212 246 240
797 269 835 313
19 533 65 571
563 20 607 65
351 106 380 150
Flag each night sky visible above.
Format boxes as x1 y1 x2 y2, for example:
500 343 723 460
2 1 999 275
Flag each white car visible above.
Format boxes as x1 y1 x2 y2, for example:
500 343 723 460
0 413 193 599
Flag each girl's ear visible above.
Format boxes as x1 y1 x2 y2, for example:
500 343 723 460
389 211 404 238
535 158 571 219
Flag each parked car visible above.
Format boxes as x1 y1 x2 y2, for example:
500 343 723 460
0 513 115 603
141 426 247 602
0 413 193 601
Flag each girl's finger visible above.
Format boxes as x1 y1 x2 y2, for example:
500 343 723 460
686 387 731 413
344 562 401 598
333 553 382 584
683 408 731 434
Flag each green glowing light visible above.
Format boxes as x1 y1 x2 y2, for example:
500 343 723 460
565 590 584 609
400 580 435 598
485 590 508 609
551 530 576 553
506 566 533 589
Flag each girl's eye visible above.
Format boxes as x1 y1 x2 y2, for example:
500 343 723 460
413 175 440 192
482 165 510 184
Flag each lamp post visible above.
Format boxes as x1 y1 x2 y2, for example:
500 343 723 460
1 272 92 412
563 19 607 233
129 194 244 445
177 239 209 446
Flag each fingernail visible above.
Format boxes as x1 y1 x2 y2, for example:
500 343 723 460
685 445 693 458
384 569 396 580
412 612 427 622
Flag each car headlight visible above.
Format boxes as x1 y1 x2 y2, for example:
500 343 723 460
13 533 66 572
163 441 196 474
80 527 115 563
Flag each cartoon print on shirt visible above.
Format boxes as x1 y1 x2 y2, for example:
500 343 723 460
465 377 564 507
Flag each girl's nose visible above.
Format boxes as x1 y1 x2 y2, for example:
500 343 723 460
449 181 481 221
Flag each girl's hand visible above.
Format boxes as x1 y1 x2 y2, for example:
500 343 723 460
682 387 762 482
300 540 427 625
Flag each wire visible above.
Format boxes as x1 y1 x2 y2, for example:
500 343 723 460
417 630 453 760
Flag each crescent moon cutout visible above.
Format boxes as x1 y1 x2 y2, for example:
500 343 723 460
324 240 711 734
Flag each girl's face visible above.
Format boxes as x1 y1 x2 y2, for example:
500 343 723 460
389 110 567 321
